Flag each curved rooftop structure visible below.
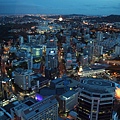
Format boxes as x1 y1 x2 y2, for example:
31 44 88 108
78 78 116 120
80 78 115 94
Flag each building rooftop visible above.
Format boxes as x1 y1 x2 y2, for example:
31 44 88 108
14 103 28 111
60 90 77 99
0 107 12 120
31 73 48 83
22 95 57 120
51 78 63 84
14 68 32 75
80 78 115 94
33 63 41 69
55 78 79 89
69 111 78 118
3 101 17 113
24 101 34 106
14 98 36 112
39 87 56 96
2 77 11 82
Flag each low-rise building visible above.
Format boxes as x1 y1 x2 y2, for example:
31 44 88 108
10 96 58 120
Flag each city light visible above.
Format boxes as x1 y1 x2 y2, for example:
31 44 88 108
115 87 120 100
59 17 63 21
0 11 120 120
35 94 43 101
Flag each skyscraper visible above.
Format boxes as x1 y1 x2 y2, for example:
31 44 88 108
77 78 115 120
46 50 58 69
45 38 58 79
27 53 33 70
97 31 103 45
46 38 58 69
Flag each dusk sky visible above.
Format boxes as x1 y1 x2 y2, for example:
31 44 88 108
0 0 120 15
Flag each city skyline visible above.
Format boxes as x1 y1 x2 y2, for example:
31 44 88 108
0 0 120 15
0 6 120 119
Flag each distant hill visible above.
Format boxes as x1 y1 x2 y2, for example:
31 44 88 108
85 15 120 23
46 14 120 22
46 14 86 19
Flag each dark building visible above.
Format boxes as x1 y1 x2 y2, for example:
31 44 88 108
0 77 3 100
47 38 57 48
46 51 58 69
0 107 12 120
45 38 58 80
45 68 58 80
77 78 115 120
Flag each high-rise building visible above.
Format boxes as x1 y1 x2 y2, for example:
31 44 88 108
19 36 24 45
97 31 103 44
89 42 103 63
32 45 44 57
46 50 58 69
14 68 48 90
77 78 115 120
0 77 3 101
66 53 72 69
27 35 38 43
14 68 32 90
46 38 58 69
115 45 120 56
58 90 79 113
93 45 103 57
79 54 89 66
27 53 33 70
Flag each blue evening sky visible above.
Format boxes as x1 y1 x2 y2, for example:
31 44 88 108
0 0 120 15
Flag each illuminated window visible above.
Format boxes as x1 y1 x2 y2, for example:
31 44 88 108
70 88 72 90
26 75 28 79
